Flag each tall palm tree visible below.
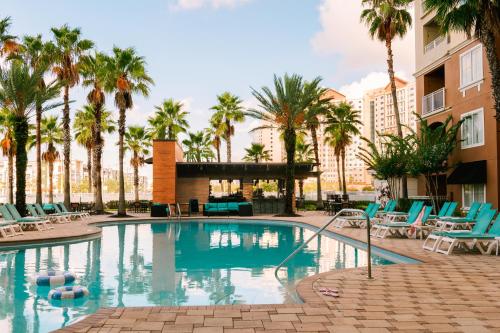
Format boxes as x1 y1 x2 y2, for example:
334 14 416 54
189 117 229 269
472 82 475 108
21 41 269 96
361 0 412 198
21 34 57 204
51 25 94 208
208 113 224 162
74 105 116 193
324 132 343 192
80 52 108 214
324 102 362 195
182 131 215 163
423 0 500 119
0 62 61 215
243 143 271 163
304 83 331 210
248 74 322 215
0 17 18 59
39 116 63 203
295 140 314 200
124 126 151 202
104 47 153 217
211 92 245 162
0 108 15 203
148 99 189 140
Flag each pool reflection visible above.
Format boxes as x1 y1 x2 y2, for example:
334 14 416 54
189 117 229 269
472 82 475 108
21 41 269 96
0 221 393 333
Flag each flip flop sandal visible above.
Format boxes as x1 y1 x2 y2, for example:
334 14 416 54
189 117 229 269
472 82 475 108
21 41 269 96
322 291 340 298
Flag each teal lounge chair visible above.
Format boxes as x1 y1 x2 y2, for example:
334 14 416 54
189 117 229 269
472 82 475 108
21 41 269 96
428 202 450 220
423 208 495 252
334 203 380 228
375 200 396 216
28 204 69 223
55 203 89 220
384 201 424 223
372 206 432 239
437 202 489 230
1 205 48 232
433 208 498 255
0 208 22 237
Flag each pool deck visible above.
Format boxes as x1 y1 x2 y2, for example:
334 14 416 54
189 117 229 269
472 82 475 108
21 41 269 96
3 212 500 332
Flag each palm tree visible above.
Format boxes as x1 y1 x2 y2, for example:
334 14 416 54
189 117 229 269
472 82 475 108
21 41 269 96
80 52 108 214
148 99 189 140
0 61 61 215
295 140 314 200
304 83 331 210
74 105 116 193
210 92 245 162
0 108 15 203
104 47 153 217
51 24 94 208
21 34 57 204
182 131 215 163
361 0 412 198
423 0 500 119
243 143 271 163
324 132 343 192
208 113 224 162
124 126 151 202
0 17 18 58
324 102 362 195
39 116 63 203
248 74 322 215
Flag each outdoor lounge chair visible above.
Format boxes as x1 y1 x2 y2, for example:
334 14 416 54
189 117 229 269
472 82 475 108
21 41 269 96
333 203 380 228
374 200 397 218
423 208 495 252
371 206 432 239
383 201 424 223
0 211 22 238
436 202 490 231
34 203 70 222
56 202 90 220
432 208 497 255
28 204 69 223
0 205 50 232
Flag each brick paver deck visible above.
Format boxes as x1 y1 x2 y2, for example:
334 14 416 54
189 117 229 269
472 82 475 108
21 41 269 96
2 212 500 332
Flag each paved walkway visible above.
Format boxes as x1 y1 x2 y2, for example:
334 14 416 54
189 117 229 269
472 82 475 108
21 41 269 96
2 212 500 332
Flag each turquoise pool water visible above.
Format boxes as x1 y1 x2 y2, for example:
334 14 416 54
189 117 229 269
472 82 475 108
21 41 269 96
0 220 400 333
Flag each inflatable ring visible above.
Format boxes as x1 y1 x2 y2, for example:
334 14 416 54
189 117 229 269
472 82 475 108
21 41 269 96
35 271 76 287
48 286 89 300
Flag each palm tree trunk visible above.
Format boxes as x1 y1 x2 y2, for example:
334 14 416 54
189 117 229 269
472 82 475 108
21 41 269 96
92 105 104 214
117 108 126 216
385 36 408 199
284 128 296 215
216 142 221 163
341 148 347 195
87 147 92 193
310 126 323 209
134 152 139 202
48 159 54 204
482 29 500 119
226 120 231 162
13 116 28 216
336 154 341 192
35 105 42 204
63 84 72 208
299 179 304 199
7 153 13 204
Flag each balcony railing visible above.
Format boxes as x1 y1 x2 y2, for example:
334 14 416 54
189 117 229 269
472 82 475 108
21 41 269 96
423 87 445 116
424 35 445 53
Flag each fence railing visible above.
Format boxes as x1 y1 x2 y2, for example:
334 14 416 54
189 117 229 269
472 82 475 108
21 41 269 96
424 35 445 53
422 87 445 116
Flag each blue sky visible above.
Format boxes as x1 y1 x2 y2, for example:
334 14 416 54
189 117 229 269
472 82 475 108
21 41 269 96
2 0 414 177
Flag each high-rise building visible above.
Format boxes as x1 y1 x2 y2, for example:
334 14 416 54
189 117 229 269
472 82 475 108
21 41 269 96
414 0 499 207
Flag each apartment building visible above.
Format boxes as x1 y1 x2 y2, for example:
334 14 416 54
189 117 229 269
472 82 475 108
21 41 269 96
414 0 499 207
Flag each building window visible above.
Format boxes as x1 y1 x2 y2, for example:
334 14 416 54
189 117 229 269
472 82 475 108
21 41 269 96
460 44 483 89
462 184 485 208
461 108 484 148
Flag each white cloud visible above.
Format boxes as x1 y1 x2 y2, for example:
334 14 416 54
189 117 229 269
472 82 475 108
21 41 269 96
339 71 411 99
170 0 251 11
311 0 415 75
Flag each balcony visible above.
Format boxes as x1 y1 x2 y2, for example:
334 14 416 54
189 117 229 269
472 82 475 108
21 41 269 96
424 35 445 53
423 88 445 116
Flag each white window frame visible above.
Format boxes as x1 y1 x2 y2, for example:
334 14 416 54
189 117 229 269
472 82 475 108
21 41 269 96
461 184 486 209
461 108 484 149
459 44 483 91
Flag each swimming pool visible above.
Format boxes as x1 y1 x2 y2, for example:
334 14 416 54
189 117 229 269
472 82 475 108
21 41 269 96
0 220 415 333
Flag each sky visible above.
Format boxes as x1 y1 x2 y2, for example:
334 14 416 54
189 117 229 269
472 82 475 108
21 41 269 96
2 0 415 178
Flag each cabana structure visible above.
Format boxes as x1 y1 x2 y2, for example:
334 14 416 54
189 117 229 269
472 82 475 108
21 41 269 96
146 140 315 215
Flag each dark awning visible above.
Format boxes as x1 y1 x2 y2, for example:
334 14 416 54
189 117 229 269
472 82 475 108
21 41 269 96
447 160 487 184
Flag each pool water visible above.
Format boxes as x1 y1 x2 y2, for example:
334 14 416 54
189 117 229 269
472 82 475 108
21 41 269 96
0 220 395 333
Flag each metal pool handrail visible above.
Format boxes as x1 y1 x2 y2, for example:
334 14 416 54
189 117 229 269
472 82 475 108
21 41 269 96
274 208 373 281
